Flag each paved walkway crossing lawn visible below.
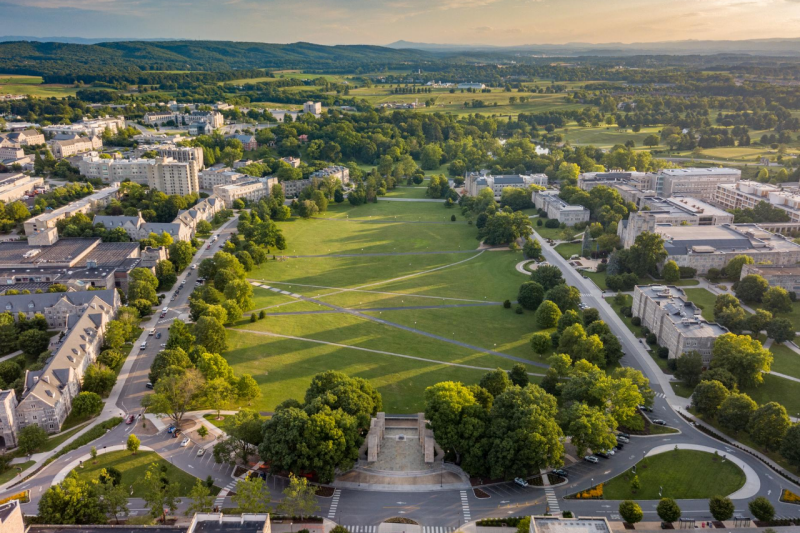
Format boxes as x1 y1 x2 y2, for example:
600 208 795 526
769 343 800 380
601 450 746 500
70 450 219 497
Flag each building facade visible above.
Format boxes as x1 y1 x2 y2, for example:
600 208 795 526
134 144 204 169
714 180 800 222
93 213 192 242
465 171 548 197
49 136 102 158
24 185 120 234
43 116 125 138
632 285 727 363
531 190 590 224
652 167 740 200
740 264 800 293
213 177 277 205
146 158 200 196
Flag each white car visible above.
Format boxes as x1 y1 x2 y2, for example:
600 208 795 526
584 455 599 464
514 477 529 487
196 448 205 457
191 264 197 270
180 437 190 447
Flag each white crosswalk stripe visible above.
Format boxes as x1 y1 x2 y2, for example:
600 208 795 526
544 487 560 514
328 489 341 519
421 528 456 533
340 527 377 533
214 480 238 508
655 392 666 399
460 490 471 522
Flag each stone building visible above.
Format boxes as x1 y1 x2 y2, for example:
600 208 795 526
632 285 727 363
531 190 590 224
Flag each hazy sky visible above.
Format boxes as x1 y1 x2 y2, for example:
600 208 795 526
3 0 800 46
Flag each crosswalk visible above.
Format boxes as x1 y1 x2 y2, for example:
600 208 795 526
460 490 471 522
328 489 341 520
655 392 666 399
544 487 560 514
215 479 238 509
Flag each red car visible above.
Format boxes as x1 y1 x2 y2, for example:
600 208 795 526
125 414 135 424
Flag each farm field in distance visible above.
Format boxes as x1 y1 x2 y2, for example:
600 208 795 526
0 74 77 98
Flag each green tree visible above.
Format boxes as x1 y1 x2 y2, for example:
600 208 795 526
202 378 234 419
420 144 443 170
530 332 551 355
278 473 320 519
558 402 617 457
169 241 195 271
142 368 205 424
194 316 228 353
692 380 729 418
709 495 735 522
711 333 772 388
627 232 668 276
766 318 795 343
71 391 103 418
98 477 129 524
530 265 564 291
674 351 704 387
479 368 511 397
149 348 192 383
735 275 768 303
762 286 793 314
231 476 271 513
717 393 758 434
509 364 529 387
18 424 48 454
544 284 582 313
536 300 562 328
237 374 262 403
517 281 545 310
486 384 564 480
83 364 117 396
630 475 641 493
619 500 643 524
155 260 177 290
186 479 214 516
662 260 680 283
657 498 681 524
749 401 791 451
523 239 542 259
138 462 181 521
38 472 106 525
746 309 772 335
748 497 774 522
127 434 140 454
18 329 51 358
724 255 754 281
643 135 660 148
557 310 583 333
166 320 195 353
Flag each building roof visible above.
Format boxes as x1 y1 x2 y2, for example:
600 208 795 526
92 215 142 228
0 289 118 314
636 285 728 337
659 167 740 177
640 196 731 218
0 239 96 267
532 517 611 533
656 224 800 255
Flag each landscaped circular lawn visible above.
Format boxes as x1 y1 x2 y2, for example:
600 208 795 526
602 450 746 500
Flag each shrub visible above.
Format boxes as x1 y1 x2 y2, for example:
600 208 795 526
515 305 524 314
658 346 670 359
749 497 775 522
503 300 511 309
679 266 697 278
544 219 560 228
646 332 657 344
619 500 643 524
631 316 641 326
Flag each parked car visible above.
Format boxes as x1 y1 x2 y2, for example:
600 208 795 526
617 436 630 444
595 451 610 459
125 414 135 424
584 455 599 464
155 332 161 339
653 419 667 426
172 429 181 438
180 437 190 447
514 477 529 487
197 448 205 457
149 328 155 336
605 448 615 456
191 264 197 270
160 343 167 348
639 405 653 412
146 382 154 389
140 342 147 350
551 469 568 478
614 443 624 450
167 425 175 433
617 432 630 439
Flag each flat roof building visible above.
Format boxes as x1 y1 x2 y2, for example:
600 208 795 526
715 180 800 222
466 170 548 197
652 167 740 200
740 264 800 293
653 223 800 274
213 177 277 206
532 190 590 225
632 285 728 363
24 184 120 235
43 116 125 138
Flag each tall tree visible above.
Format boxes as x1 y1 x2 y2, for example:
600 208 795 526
711 333 772 388
138 462 181 521
278 474 320 519
231 477 271 513
749 402 791 451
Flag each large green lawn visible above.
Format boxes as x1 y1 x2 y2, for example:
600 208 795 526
71 451 220 497
383 186 431 199
741 373 800 415
583 270 608 290
769 343 800 380
226 329 540 413
555 242 583 260
602 450 745 500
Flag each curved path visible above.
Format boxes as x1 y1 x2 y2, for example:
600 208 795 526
645 444 760 499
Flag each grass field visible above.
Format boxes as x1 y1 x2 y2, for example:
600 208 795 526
682 288 719 322
231 200 551 411
769 343 800 380
226 328 540 413
534 226 581 241
741 373 800 415
583 270 608 290
555 242 583 260
0 461 33 485
383 186 430 199
72 450 220 497
601 450 745 500
563 125 662 149
0 74 77 98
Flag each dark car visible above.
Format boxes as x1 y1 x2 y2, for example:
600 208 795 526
639 405 653 412
146 382 154 389
552 469 568 477
172 429 181 438
653 419 667 426
155 332 161 339
614 443 624 450
595 451 610 459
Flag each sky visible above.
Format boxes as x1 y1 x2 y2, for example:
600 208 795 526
3 0 800 46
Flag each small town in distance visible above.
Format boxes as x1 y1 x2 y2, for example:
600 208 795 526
2 12 800 533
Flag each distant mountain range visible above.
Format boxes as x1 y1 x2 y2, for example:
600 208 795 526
0 36 179 45
386 38 800 56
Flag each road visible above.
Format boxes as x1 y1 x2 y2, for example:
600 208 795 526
3 216 800 527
